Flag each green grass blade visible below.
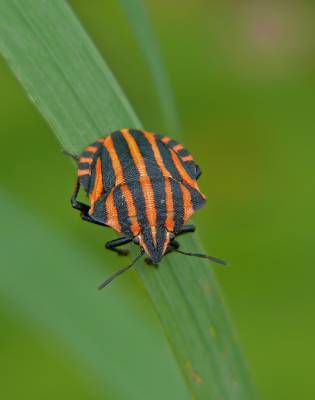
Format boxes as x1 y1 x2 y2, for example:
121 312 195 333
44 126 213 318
119 0 179 132
0 190 189 400
0 0 140 151
0 1 256 399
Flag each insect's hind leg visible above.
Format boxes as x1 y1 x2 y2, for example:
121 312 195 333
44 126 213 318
105 237 132 256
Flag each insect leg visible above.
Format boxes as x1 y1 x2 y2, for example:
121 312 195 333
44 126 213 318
70 178 90 212
105 237 132 256
177 224 196 236
70 179 107 227
80 213 108 227
164 226 195 256
169 240 180 250
164 240 180 256
164 227 195 258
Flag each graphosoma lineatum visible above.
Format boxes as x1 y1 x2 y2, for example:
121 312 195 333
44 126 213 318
67 129 226 288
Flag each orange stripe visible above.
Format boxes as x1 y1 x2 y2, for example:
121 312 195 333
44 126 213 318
121 129 157 243
89 158 103 213
139 239 150 256
77 169 90 176
143 132 171 178
181 184 194 223
103 137 124 186
105 191 121 233
181 155 193 162
120 184 140 235
103 136 140 236
143 131 174 232
170 150 199 190
85 146 98 153
165 178 174 231
79 157 93 163
161 136 171 144
173 143 184 152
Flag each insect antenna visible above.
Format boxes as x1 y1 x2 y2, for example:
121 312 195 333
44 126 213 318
62 149 80 163
98 250 145 290
174 249 227 266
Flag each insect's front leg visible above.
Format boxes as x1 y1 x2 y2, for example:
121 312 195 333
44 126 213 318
80 213 108 227
70 178 90 212
105 237 132 256
164 239 180 256
177 225 196 236
71 178 107 227
164 225 195 255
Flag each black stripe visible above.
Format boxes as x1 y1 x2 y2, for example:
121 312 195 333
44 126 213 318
87 160 97 196
130 130 163 178
157 134 196 180
174 150 197 180
113 185 132 237
182 183 206 212
99 144 115 193
170 179 184 233
165 139 178 148
183 160 200 180
81 140 103 158
177 148 190 157
80 140 103 194
156 226 166 249
141 225 158 260
161 136 190 156
111 130 149 229
130 130 167 226
126 181 149 227
78 159 92 193
163 138 190 159
111 130 139 182
78 162 91 170
156 137 182 182
90 193 108 224
79 173 91 194
173 149 197 181
87 159 97 196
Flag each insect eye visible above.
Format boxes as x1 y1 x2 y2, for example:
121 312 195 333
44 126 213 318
133 236 140 244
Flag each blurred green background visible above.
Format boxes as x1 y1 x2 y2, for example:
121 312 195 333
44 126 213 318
1 0 314 399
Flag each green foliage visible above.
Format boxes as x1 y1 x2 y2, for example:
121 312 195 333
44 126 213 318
0 190 188 399
119 0 179 131
0 1 256 399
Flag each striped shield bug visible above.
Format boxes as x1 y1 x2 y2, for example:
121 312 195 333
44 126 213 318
66 129 226 288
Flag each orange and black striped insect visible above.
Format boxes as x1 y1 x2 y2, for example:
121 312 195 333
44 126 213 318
66 129 225 288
